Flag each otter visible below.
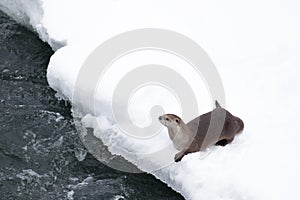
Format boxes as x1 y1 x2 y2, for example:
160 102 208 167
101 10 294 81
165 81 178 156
158 101 244 162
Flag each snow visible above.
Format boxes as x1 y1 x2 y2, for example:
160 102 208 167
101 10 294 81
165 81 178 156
1 0 300 199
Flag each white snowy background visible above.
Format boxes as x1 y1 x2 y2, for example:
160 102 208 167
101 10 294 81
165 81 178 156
1 0 299 199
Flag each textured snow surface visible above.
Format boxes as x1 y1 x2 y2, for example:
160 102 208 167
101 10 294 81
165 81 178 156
1 0 300 199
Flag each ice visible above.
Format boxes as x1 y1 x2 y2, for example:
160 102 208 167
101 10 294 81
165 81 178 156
0 0 63 49
1 0 300 199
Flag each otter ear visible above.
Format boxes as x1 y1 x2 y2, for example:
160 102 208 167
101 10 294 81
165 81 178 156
215 100 221 108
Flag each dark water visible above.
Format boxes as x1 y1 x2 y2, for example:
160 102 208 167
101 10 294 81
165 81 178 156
0 10 184 200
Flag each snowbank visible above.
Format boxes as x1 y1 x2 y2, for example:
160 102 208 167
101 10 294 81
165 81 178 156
1 0 300 199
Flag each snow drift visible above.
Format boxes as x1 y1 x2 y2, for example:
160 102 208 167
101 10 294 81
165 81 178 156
1 0 300 199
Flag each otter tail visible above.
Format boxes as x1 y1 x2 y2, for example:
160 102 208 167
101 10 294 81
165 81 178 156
215 100 221 108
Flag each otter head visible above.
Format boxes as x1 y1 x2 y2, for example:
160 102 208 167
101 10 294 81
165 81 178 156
158 114 182 129
159 114 191 150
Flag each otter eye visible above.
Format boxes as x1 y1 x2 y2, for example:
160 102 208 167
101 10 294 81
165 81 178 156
175 119 179 123
166 118 169 121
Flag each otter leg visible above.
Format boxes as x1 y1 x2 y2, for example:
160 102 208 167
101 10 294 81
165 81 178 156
174 150 187 162
226 137 234 144
215 137 234 146
215 139 228 146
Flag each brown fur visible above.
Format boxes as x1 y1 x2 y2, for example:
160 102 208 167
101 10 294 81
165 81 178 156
159 101 244 162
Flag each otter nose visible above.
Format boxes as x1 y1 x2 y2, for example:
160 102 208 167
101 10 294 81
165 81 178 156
159 116 163 120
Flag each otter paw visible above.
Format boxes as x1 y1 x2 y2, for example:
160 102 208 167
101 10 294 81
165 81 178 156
174 152 185 162
215 139 228 146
